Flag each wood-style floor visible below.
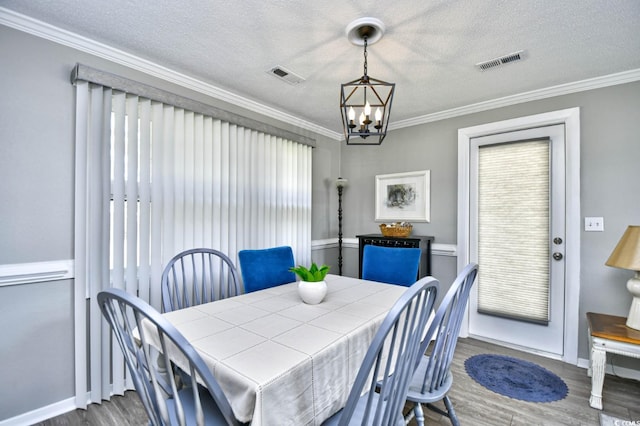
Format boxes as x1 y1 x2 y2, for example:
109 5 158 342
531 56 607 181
423 338 639 426
36 338 640 425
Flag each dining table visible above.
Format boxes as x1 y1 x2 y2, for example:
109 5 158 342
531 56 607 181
148 273 408 425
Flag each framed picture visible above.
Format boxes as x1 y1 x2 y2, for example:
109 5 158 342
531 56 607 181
375 170 430 222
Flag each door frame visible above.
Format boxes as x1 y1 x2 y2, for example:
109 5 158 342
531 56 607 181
469 126 566 356
457 107 580 364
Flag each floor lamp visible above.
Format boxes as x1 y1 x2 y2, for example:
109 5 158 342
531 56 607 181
336 177 348 275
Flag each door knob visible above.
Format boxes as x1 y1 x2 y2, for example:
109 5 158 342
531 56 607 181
553 252 563 261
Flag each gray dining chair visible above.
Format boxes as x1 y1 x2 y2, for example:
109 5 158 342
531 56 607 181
161 248 241 313
323 276 439 426
404 263 479 426
98 288 245 426
362 245 422 286
237 245 296 293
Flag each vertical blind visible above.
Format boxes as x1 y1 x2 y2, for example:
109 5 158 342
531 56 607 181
73 71 312 405
477 139 550 324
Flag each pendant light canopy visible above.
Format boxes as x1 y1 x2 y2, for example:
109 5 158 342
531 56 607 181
340 18 395 145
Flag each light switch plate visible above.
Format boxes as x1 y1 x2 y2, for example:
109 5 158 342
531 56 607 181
585 217 604 232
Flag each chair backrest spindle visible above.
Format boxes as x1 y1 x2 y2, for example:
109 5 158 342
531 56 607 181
324 276 439 426
161 248 241 313
98 288 243 425
419 263 478 394
403 263 479 426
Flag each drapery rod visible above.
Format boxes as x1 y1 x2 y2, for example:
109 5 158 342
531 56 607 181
70 63 316 148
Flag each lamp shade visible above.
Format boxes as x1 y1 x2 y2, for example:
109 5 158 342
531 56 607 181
606 225 640 271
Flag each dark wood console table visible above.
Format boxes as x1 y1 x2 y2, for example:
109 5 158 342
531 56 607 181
356 234 434 280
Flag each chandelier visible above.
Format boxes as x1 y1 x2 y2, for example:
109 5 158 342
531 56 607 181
340 18 395 145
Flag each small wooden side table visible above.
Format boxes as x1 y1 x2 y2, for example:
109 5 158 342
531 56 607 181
586 312 640 409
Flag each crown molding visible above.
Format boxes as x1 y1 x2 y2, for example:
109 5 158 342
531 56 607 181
0 7 342 141
389 68 640 130
3 7 639 140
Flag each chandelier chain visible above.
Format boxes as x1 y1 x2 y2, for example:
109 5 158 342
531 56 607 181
363 36 368 77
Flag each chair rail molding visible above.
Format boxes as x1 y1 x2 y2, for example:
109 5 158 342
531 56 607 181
311 238 456 256
2 243 454 287
0 259 74 287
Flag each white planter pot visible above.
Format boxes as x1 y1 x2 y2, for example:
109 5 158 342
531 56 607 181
298 280 327 305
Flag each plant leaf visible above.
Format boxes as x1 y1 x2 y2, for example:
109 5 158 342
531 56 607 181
289 263 330 282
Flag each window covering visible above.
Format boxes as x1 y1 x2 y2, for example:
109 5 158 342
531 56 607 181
73 65 313 406
477 139 551 324
71 63 316 148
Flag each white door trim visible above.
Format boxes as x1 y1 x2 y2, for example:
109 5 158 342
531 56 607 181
457 107 580 364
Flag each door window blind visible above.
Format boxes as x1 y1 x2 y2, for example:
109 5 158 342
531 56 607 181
477 139 550 324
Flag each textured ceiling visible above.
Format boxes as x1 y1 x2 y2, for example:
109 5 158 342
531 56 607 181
2 0 640 137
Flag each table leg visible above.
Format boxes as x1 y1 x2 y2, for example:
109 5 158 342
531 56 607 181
589 345 606 410
155 350 173 398
587 332 593 378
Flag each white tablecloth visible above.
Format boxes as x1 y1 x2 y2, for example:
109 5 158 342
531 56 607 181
158 274 407 425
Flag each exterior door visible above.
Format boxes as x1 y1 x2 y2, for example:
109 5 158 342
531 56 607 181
468 124 566 356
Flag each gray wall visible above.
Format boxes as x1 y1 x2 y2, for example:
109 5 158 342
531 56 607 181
1 26 78 420
340 81 640 362
0 25 339 420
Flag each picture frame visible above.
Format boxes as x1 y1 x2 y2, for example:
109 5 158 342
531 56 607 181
375 170 430 222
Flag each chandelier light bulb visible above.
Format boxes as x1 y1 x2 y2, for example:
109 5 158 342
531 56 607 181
348 107 355 121
375 108 382 121
364 101 371 116
359 112 366 125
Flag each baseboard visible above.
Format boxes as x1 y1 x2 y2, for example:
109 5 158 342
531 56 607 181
577 356 640 382
0 397 76 426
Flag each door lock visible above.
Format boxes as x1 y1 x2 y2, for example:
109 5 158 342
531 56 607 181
553 252 563 261
553 237 563 245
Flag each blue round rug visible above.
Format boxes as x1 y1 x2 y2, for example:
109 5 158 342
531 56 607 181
464 354 568 403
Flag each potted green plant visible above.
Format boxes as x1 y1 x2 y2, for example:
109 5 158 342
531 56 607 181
289 263 330 304
289 263 330 282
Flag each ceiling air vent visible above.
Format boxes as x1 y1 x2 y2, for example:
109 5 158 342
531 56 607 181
266 66 305 85
476 50 525 71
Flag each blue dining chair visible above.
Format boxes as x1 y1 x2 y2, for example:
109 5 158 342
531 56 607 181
403 263 479 426
362 244 422 286
97 288 245 426
237 246 296 293
323 276 439 425
161 248 241 313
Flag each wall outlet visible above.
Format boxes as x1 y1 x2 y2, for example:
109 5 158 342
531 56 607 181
585 217 604 232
